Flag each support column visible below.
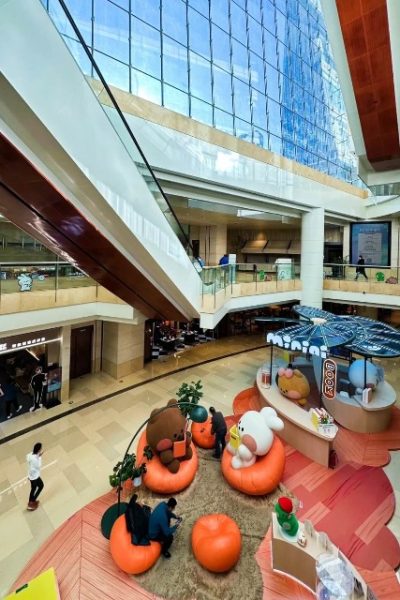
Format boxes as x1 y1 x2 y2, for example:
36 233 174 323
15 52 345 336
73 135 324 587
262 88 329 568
60 325 71 402
199 225 227 265
300 208 324 308
93 320 102 373
102 322 145 379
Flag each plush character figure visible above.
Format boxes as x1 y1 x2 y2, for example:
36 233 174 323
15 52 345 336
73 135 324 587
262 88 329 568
348 359 383 394
146 399 192 474
227 407 284 469
275 496 299 538
277 366 310 406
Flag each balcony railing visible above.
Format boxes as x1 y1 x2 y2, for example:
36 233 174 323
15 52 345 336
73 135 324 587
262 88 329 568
0 261 123 314
323 263 400 297
200 262 301 312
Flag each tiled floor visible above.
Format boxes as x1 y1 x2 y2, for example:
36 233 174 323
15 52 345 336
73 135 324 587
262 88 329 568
0 336 399 597
0 338 269 596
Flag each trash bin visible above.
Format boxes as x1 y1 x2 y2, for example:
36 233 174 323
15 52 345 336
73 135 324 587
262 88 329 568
275 258 292 280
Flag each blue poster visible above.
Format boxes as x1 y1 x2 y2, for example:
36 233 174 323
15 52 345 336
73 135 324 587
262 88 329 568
350 222 391 266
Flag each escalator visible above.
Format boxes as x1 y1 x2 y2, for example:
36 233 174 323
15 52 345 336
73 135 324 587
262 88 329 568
0 0 201 320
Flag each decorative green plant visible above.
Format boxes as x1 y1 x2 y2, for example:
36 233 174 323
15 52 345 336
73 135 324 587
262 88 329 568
109 451 148 488
176 380 204 419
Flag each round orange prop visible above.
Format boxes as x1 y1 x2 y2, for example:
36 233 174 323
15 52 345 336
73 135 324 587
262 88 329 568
191 418 215 449
110 515 161 575
221 436 285 496
192 514 241 573
136 430 198 494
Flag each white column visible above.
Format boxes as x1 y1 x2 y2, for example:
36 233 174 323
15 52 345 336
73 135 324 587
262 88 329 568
60 325 71 402
300 208 324 307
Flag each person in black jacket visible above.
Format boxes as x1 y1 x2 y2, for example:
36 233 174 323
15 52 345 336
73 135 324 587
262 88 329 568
209 406 227 459
30 367 47 412
355 255 368 280
125 494 151 546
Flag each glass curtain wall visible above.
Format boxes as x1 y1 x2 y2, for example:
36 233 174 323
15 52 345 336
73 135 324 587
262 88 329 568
42 0 358 185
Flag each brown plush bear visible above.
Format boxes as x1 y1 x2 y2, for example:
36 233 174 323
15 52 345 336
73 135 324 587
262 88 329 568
146 399 193 473
277 366 310 406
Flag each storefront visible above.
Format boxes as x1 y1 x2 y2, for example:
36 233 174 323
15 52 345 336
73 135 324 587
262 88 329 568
0 327 62 422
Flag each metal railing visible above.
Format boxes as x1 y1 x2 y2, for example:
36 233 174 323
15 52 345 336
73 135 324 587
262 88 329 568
0 261 95 299
200 262 300 309
323 263 400 285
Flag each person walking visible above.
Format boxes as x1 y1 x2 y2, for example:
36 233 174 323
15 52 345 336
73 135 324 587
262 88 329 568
29 367 47 412
209 406 227 459
27 442 44 511
4 379 22 420
148 497 182 558
355 255 368 281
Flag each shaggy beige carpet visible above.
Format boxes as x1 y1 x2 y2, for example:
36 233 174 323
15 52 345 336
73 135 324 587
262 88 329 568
136 449 291 600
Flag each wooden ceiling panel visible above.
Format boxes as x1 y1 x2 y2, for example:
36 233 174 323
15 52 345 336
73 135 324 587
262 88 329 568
336 0 362 25
336 0 400 168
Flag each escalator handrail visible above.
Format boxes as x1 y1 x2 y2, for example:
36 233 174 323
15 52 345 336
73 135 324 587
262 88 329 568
56 0 200 270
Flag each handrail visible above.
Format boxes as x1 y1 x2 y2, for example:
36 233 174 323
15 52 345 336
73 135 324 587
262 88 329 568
55 0 200 271
0 261 72 265
324 262 400 269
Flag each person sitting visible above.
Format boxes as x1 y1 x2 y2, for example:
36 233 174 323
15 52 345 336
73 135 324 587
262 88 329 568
125 494 151 546
148 497 182 558
219 253 229 265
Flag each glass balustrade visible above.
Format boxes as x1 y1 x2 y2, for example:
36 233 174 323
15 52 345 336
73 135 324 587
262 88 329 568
323 263 400 286
200 262 301 298
0 262 95 296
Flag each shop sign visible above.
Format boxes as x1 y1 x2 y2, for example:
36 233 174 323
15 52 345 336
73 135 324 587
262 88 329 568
322 358 337 400
0 328 60 355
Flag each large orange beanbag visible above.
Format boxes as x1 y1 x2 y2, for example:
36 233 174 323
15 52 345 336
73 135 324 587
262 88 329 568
191 418 215 449
110 515 161 575
221 436 285 496
192 514 241 573
136 430 198 494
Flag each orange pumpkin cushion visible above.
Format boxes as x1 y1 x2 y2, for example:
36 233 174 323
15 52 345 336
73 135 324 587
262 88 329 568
136 430 198 494
191 417 215 449
192 514 241 573
110 515 161 575
221 436 285 496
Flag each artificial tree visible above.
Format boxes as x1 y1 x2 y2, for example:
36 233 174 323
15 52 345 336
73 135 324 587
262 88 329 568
109 446 153 489
176 380 204 420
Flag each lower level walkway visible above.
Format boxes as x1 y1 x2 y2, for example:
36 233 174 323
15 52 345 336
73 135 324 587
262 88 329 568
1 335 399 596
0 334 265 442
0 340 268 596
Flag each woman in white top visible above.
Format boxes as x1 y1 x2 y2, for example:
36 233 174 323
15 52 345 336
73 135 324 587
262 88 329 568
27 442 44 511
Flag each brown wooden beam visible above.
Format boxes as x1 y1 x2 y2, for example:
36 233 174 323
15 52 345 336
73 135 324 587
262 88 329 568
0 132 188 321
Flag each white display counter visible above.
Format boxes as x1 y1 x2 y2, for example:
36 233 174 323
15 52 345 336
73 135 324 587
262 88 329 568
272 513 368 598
257 367 338 467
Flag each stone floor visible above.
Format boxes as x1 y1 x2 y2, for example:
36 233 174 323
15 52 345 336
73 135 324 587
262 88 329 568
0 335 399 597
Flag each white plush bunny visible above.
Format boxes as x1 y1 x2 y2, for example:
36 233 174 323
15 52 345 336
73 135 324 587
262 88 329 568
227 407 284 469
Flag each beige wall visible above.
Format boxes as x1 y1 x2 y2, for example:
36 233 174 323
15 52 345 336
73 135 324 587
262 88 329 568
102 321 145 379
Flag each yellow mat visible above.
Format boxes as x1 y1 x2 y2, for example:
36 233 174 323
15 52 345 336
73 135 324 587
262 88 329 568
5 567 59 599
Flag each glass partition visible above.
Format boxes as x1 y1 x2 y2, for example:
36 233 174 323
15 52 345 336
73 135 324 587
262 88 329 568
0 262 95 295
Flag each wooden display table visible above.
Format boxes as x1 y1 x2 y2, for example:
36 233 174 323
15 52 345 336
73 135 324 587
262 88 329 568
271 514 368 598
326 381 395 433
257 368 338 467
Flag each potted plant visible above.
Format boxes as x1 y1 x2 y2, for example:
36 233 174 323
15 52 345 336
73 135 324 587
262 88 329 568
132 463 147 487
108 445 153 490
176 380 204 421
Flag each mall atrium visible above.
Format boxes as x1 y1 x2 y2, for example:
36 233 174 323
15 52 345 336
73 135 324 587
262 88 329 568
1 0 400 598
